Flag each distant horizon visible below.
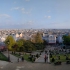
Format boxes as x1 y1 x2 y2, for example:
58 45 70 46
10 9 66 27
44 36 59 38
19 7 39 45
0 0 70 29
0 28 70 30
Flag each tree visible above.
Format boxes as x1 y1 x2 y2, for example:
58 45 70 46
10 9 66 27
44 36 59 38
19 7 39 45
24 40 35 52
31 32 44 50
4 35 16 50
16 39 25 52
31 32 45 50
12 43 18 54
63 35 70 45
35 32 43 44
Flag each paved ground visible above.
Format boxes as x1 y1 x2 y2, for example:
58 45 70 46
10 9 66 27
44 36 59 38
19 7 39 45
0 60 9 69
0 46 70 70
35 46 50 63
2 51 21 63
0 61 70 70
35 52 47 63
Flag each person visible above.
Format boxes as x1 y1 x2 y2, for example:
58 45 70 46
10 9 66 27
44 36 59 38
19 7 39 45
21 56 24 62
44 55 47 63
36 53 39 58
18 57 19 62
19 52 21 56
51 57 55 62
45 50 47 54
58 56 60 60
66 56 69 60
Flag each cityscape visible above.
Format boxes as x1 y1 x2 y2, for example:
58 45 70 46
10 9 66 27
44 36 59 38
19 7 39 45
0 29 69 43
0 0 70 70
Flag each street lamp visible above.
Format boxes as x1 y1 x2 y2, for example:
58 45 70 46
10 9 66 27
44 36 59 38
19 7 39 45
47 50 50 63
7 41 10 62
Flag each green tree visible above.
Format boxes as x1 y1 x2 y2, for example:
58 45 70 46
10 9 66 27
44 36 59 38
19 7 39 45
63 35 70 45
31 32 44 50
12 43 18 54
24 40 35 52
4 35 16 50
35 32 43 43
16 39 25 52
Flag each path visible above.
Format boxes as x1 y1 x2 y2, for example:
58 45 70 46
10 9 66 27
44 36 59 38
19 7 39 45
2 51 21 63
35 45 54 63
35 46 50 63
35 52 47 63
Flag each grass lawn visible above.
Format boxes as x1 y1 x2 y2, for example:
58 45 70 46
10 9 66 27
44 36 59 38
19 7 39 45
12 53 21 58
23 54 30 61
0 52 8 61
11 53 30 62
50 54 70 62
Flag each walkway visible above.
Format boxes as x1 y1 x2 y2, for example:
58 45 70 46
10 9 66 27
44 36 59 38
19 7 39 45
35 46 51 63
35 52 47 63
0 60 9 69
2 51 21 63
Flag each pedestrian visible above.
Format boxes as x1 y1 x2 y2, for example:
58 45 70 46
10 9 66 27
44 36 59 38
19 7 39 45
51 57 55 62
44 55 47 63
19 52 21 56
58 56 60 60
45 50 47 54
18 57 19 62
36 53 39 58
21 56 24 62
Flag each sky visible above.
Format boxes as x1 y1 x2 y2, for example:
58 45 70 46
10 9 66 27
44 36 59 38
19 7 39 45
0 0 70 29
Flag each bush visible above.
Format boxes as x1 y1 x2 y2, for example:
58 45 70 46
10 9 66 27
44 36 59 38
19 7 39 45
28 56 33 61
66 61 70 64
54 61 62 65
32 57 36 62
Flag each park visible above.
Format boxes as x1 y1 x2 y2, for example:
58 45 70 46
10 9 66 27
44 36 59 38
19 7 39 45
0 35 70 70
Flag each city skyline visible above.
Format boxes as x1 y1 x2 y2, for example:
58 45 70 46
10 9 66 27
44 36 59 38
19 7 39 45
0 0 70 29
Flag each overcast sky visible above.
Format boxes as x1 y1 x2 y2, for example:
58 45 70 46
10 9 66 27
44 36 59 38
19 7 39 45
0 0 70 29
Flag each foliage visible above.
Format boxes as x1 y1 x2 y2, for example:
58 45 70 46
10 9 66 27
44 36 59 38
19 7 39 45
63 35 70 45
12 43 18 53
31 32 45 50
35 43 45 50
50 54 70 62
4 35 16 50
4 34 45 52
16 39 25 47
23 54 30 61
35 32 44 44
16 39 35 52
11 52 21 58
24 40 36 52
11 52 31 62
16 39 25 51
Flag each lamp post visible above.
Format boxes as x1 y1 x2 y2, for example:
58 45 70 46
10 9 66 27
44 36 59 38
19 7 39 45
47 50 50 63
7 41 10 62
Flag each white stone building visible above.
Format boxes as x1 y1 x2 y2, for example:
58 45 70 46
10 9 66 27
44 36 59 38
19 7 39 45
57 35 63 44
48 35 56 44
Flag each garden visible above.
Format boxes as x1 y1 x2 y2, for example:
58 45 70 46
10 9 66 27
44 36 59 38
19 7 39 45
50 49 70 65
